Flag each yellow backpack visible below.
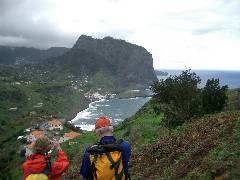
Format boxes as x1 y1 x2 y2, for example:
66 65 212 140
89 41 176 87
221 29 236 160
26 174 49 180
88 140 126 180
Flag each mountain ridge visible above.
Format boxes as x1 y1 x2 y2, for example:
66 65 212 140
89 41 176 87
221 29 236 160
0 46 69 65
42 35 157 90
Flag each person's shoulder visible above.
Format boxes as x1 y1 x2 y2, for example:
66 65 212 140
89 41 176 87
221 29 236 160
84 144 94 153
119 139 130 148
87 143 94 149
22 160 28 169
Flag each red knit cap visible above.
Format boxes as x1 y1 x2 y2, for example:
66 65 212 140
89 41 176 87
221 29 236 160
95 116 112 129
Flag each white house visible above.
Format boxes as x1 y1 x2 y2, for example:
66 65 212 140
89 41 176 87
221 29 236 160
47 119 63 131
9 107 18 111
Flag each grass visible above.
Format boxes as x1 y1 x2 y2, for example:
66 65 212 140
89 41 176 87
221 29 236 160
115 113 166 150
59 132 97 179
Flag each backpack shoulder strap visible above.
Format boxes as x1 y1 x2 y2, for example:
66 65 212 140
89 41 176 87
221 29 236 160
116 139 124 145
42 154 52 175
115 139 132 180
90 154 98 180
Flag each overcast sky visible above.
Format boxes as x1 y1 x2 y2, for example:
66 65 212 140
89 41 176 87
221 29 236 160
0 0 240 70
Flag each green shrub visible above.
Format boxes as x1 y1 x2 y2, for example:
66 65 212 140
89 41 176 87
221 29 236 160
151 70 202 127
151 70 228 127
202 78 228 113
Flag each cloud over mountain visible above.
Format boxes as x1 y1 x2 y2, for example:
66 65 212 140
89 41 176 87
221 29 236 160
0 0 240 70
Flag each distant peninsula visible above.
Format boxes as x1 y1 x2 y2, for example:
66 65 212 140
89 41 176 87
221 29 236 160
155 70 168 76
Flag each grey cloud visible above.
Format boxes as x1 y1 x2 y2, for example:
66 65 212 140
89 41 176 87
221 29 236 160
94 28 135 41
1 0 240 49
0 0 75 48
192 25 224 35
0 0 21 15
0 34 75 49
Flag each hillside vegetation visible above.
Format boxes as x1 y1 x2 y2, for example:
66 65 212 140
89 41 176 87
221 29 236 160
1 67 239 179
58 71 240 180
51 98 240 179
59 100 240 180
130 111 240 179
0 46 69 65
0 66 89 178
42 35 157 90
0 36 158 179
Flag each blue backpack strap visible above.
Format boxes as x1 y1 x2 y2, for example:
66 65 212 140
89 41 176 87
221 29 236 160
42 154 52 175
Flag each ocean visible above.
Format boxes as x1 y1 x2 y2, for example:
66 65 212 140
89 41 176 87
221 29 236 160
71 70 240 131
71 97 151 131
158 70 240 89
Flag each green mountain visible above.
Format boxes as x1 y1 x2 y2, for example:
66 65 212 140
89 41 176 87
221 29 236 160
0 36 158 178
0 35 157 90
42 35 158 90
0 46 69 65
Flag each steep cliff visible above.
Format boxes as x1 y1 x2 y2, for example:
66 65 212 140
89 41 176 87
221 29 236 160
46 35 157 89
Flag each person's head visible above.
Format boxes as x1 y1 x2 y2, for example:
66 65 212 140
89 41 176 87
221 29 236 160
95 116 113 137
33 137 52 155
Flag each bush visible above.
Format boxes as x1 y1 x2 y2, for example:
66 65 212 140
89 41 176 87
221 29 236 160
0 85 27 104
202 78 228 114
151 70 202 126
151 70 228 127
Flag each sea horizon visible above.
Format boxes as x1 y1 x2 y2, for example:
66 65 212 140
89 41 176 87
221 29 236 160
156 69 240 89
156 69 240 72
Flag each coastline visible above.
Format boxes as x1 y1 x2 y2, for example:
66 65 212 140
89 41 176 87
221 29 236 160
65 98 91 122
69 95 151 131
69 98 108 131
115 89 153 99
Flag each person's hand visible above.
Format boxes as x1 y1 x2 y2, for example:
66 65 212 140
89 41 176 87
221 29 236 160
53 140 62 151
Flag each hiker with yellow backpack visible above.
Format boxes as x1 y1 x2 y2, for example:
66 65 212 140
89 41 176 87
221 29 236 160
22 137 69 180
80 116 131 180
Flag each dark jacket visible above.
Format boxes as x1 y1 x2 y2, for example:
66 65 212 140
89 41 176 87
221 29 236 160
80 136 131 179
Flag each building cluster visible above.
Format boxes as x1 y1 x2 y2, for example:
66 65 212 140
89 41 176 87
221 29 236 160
21 118 81 156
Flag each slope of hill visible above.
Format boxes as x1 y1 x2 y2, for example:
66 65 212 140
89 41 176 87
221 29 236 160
1 63 240 179
130 112 240 179
0 46 69 65
0 65 90 178
59 96 240 180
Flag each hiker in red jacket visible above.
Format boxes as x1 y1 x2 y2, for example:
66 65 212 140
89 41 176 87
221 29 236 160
22 137 69 180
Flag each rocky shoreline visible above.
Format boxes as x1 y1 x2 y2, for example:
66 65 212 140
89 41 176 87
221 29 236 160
65 98 91 122
67 89 153 121
115 89 153 99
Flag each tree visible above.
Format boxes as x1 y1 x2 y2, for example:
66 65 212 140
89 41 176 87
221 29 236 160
151 70 229 127
151 70 202 126
202 78 228 114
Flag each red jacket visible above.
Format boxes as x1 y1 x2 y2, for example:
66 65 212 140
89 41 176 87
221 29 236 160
22 150 69 180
